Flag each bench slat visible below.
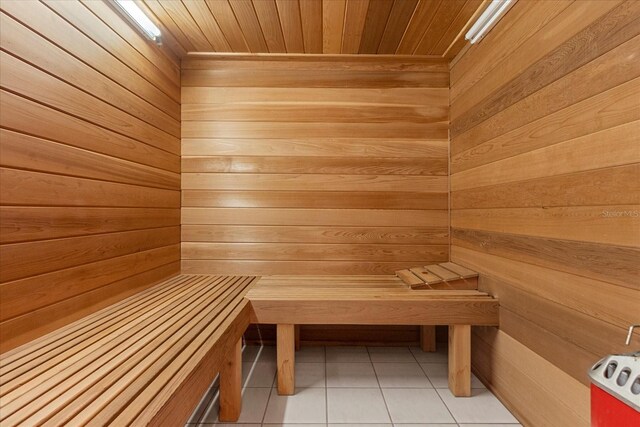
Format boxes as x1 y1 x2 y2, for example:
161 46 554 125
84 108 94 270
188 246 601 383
2 276 235 425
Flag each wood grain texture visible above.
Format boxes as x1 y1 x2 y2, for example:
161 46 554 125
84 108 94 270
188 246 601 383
139 0 482 58
0 2 180 352
450 1 640 423
182 55 449 275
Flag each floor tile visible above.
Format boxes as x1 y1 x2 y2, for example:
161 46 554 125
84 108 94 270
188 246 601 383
373 362 432 388
263 387 327 423
420 363 485 389
200 387 271 423
295 346 325 362
264 424 326 427
394 424 456 427
295 362 325 388
368 347 416 363
328 424 391 427
242 361 277 388
326 362 378 388
382 388 455 424
213 424 260 427
410 346 448 363
437 388 519 424
326 346 371 362
327 388 391 423
243 345 276 363
458 424 522 427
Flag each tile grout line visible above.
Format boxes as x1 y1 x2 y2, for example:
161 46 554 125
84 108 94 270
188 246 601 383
366 346 394 424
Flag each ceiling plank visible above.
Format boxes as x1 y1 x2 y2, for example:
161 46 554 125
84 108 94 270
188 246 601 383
275 0 305 53
441 0 487 58
396 0 442 54
359 0 395 53
182 0 231 51
323 0 346 53
140 0 193 54
378 0 419 54
414 0 467 55
206 0 250 51
252 0 287 52
229 0 269 52
341 0 370 54
158 0 214 51
300 0 323 53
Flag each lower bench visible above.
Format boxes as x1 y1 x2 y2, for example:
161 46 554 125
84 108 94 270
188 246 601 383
246 275 499 397
0 274 256 426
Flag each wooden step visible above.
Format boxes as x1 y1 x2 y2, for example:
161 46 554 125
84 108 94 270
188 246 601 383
396 262 479 290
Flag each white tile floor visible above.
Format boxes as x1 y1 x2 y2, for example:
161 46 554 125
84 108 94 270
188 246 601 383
186 345 521 427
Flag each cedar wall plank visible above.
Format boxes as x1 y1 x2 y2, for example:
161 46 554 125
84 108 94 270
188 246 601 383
181 55 449 277
450 1 640 425
0 2 180 352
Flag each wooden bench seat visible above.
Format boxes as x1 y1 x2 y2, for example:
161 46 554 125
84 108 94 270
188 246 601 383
246 275 499 397
0 274 257 427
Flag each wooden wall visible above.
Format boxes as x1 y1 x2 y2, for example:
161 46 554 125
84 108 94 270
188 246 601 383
450 1 640 425
0 0 181 353
181 55 449 275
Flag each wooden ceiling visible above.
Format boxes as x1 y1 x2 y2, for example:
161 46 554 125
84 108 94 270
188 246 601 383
138 0 486 59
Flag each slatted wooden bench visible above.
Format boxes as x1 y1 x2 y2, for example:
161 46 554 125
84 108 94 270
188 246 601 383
0 274 256 426
246 274 499 397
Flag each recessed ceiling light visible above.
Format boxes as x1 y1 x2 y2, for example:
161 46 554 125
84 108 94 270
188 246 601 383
113 0 162 44
465 0 515 45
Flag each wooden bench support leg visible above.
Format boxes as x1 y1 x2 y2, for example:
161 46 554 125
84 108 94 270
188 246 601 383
448 325 471 397
420 325 436 352
277 324 295 395
219 338 242 421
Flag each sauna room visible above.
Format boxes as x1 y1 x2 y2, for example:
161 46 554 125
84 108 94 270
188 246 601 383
0 0 638 425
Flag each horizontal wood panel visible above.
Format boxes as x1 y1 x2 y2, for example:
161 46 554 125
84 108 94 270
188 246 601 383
182 103 448 123
449 2 636 419
0 245 180 322
182 243 448 262
472 328 589 427
452 246 640 329
451 1 638 135
0 130 180 190
182 121 448 140
182 69 448 88
182 225 449 245
0 168 180 208
0 207 180 244
181 260 448 276
451 121 640 191
182 138 447 158
452 228 639 290
0 51 179 152
0 90 180 173
181 56 449 71
0 227 180 283
181 86 448 105
182 156 447 175
452 164 640 209
182 173 447 192
451 77 640 173
183 56 448 275
0 11 180 134
182 190 447 210
0 2 180 351
452 205 640 247
1 2 180 119
183 208 448 227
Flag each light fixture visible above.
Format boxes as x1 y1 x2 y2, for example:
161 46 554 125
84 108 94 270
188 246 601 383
465 0 514 44
113 0 162 44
